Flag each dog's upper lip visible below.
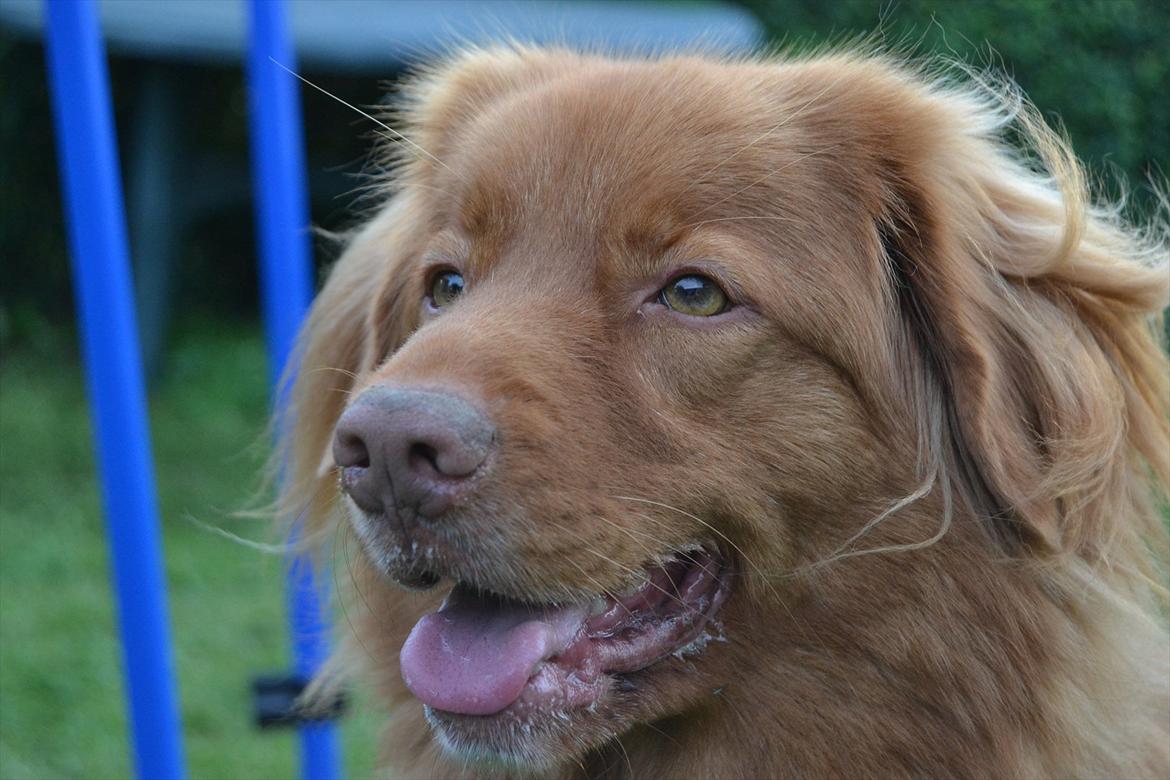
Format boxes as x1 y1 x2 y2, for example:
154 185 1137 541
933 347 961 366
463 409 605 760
399 547 730 717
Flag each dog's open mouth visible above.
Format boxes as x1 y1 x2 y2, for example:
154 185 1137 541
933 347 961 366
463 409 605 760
399 546 731 718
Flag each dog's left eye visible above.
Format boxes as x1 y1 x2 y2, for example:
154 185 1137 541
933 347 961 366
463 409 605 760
658 274 730 317
429 270 465 308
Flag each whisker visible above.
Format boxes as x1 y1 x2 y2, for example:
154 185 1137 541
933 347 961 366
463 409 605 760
180 512 294 555
268 58 460 179
614 734 634 778
609 497 833 649
308 365 358 380
572 542 692 612
333 519 379 664
639 718 687 752
540 517 691 610
604 510 723 580
610 496 769 584
540 521 644 620
590 512 667 560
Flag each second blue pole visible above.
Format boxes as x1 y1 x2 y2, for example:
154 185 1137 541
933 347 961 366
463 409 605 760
244 2 343 779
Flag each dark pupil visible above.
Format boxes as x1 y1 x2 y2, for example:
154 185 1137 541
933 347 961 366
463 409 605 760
673 276 713 304
437 272 463 301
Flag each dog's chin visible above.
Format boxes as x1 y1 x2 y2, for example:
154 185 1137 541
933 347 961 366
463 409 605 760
423 698 613 773
342 497 444 589
343 498 734 770
423 700 602 773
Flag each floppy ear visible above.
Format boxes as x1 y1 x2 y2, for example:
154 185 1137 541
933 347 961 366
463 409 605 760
865 68 1169 557
280 194 424 540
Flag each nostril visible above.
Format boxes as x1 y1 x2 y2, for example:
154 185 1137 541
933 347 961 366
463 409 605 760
334 387 496 519
408 441 440 475
408 435 489 480
334 431 371 470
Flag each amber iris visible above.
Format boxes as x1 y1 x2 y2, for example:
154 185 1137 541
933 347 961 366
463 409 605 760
659 274 729 316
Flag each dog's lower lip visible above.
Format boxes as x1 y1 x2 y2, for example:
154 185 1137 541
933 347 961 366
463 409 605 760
399 546 730 719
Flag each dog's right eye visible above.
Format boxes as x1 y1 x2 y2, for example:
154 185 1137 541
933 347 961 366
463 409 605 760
429 270 465 309
658 274 730 317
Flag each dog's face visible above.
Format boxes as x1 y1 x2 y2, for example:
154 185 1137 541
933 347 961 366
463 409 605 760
328 52 912 768
291 49 1170 774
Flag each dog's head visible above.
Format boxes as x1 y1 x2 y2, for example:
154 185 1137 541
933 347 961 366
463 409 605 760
284 48 1169 771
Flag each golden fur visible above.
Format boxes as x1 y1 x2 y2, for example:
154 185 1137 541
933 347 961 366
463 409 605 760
280 47 1170 778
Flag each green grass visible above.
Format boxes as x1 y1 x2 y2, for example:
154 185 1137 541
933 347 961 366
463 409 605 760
0 322 379 779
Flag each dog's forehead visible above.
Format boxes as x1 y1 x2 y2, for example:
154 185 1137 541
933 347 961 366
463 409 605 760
447 62 786 261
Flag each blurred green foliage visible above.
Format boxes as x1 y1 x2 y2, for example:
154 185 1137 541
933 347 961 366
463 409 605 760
741 0 1169 207
0 322 381 779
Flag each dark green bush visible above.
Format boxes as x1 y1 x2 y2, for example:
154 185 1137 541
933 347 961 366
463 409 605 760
740 0 1169 211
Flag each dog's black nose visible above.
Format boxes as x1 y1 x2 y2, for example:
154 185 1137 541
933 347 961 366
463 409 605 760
333 387 495 519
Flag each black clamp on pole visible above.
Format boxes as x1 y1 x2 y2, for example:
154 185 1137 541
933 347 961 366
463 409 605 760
251 673 347 729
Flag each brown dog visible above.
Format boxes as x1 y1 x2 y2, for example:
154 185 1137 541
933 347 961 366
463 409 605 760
280 47 1170 778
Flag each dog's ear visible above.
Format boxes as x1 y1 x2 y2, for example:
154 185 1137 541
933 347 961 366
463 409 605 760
280 195 423 537
850 64 1170 557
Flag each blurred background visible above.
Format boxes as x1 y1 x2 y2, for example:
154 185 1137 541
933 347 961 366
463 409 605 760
0 0 1166 777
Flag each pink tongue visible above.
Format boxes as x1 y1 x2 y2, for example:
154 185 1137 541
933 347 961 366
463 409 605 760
399 586 588 715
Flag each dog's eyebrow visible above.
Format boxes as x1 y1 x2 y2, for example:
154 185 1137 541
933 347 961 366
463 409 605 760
417 231 472 266
418 249 458 267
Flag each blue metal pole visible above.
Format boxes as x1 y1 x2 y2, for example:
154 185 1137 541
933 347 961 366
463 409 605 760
43 2 186 779
245 2 342 779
